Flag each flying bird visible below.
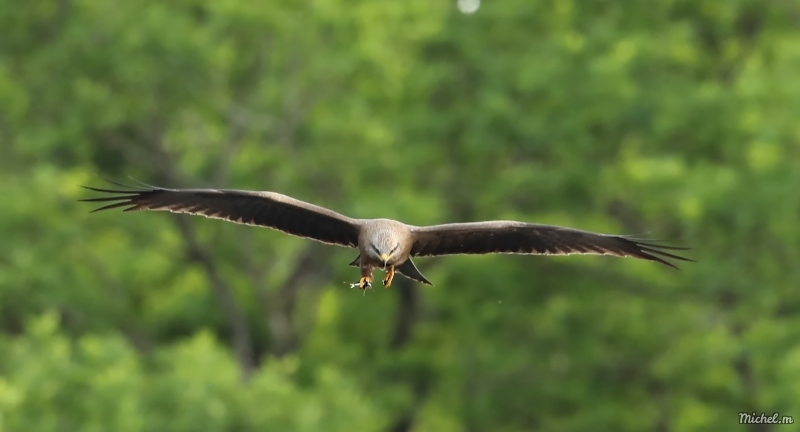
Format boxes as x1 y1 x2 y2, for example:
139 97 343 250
81 181 691 290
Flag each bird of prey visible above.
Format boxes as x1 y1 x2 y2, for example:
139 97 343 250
81 181 691 290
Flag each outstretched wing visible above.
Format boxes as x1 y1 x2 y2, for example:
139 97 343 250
81 181 361 248
409 221 692 269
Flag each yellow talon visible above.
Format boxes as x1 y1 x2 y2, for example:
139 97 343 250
382 266 395 288
350 276 373 291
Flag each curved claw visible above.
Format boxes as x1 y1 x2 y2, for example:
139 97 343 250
349 276 373 291
382 266 395 288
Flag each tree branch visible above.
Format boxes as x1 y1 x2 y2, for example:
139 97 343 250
174 216 257 377
105 123 258 380
387 277 431 432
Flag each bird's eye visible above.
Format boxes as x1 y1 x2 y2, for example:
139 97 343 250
390 245 398 253
371 245 380 254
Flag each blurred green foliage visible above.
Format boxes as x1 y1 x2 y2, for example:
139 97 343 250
1 0 800 430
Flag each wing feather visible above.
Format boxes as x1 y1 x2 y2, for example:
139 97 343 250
81 182 361 248
409 221 692 269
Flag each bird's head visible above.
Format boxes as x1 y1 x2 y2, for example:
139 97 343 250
363 219 409 269
368 237 400 268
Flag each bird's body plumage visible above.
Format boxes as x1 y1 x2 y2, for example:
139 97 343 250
81 181 692 289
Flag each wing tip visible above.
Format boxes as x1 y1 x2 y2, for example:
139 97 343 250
87 201 135 213
632 241 695 270
80 179 156 212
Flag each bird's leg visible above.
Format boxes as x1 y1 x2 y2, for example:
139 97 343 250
349 266 373 291
349 277 372 290
382 265 395 288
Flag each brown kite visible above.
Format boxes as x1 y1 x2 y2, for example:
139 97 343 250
81 181 691 290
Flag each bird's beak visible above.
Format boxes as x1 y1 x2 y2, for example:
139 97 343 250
379 254 389 268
